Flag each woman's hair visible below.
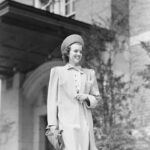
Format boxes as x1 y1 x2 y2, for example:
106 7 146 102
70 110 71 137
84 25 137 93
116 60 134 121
62 43 83 63
62 46 71 63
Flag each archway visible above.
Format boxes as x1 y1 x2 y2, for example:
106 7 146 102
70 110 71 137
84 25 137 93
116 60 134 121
21 60 64 150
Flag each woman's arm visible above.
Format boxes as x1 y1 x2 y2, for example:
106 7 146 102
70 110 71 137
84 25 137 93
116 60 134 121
76 69 100 108
85 69 100 108
47 67 59 127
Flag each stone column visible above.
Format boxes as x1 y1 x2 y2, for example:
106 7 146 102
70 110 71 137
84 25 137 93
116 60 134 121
0 73 23 150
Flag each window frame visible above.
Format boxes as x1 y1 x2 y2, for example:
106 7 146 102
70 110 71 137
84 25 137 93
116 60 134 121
34 0 76 18
64 0 76 17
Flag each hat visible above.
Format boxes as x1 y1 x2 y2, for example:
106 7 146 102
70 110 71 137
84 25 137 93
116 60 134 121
61 34 84 54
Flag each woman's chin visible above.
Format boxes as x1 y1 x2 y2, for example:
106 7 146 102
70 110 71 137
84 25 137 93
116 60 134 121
74 62 81 66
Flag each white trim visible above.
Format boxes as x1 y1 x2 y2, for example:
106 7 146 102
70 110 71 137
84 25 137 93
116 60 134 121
65 11 75 17
130 31 150 46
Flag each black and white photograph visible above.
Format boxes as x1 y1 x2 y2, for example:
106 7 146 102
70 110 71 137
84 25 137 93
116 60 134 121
0 0 150 150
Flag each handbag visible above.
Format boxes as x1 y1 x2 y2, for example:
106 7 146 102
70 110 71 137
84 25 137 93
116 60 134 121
45 106 64 150
45 127 64 150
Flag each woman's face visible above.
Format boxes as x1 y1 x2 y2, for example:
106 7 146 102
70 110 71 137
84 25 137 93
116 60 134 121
68 43 82 66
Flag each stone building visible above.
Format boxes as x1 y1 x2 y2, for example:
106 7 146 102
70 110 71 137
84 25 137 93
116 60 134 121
0 0 150 150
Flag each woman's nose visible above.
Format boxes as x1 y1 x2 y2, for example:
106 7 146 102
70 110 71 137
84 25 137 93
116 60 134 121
77 52 81 55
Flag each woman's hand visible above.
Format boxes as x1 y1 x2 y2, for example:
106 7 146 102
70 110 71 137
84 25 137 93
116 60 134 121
45 126 64 150
75 94 88 103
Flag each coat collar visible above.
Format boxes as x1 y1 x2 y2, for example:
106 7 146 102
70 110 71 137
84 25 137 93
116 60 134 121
65 63 84 74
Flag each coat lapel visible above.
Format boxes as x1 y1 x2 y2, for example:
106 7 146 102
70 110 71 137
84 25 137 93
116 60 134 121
65 64 87 94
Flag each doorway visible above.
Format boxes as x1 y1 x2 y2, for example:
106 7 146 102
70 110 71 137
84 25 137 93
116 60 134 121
39 115 55 150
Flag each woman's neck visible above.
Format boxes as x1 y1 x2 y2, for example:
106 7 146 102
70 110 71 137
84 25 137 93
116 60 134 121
68 62 80 67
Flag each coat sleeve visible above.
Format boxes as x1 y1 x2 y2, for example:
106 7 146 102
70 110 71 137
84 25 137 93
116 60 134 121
86 70 100 108
47 67 59 126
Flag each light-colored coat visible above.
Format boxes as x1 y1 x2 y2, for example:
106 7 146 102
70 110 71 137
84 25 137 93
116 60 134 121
47 64 100 150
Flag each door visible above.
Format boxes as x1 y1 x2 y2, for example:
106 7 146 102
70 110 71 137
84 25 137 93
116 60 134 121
39 115 55 150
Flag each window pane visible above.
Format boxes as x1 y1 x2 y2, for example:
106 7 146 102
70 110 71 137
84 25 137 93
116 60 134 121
40 0 49 5
49 3 54 13
65 0 69 3
72 0 75 12
65 4 70 15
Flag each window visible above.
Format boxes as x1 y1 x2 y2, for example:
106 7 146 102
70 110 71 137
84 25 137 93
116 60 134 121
34 0 76 18
65 0 76 18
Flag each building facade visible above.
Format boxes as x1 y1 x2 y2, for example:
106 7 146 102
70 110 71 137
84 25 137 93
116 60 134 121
0 0 150 150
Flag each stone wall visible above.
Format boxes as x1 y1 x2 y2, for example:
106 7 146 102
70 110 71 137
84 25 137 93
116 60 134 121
129 0 150 37
75 0 111 27
0 73 21 150
128 0 150 128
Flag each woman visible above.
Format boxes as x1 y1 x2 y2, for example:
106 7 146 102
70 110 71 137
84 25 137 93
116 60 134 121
46 34 100 150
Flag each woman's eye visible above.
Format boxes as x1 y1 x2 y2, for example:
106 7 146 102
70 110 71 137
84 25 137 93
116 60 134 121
74 50 82 54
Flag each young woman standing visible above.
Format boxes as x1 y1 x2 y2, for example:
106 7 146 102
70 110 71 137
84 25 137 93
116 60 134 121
46 34 100 150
